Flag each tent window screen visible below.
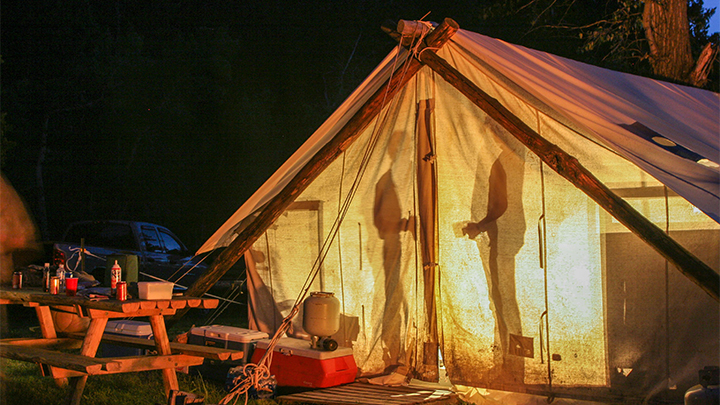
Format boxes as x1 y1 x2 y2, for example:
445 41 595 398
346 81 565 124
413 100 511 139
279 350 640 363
602 187 719 395
266 200 324 294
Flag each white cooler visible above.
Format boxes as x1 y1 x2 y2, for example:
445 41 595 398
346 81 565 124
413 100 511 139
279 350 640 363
188 325 268 365
101 320 153 357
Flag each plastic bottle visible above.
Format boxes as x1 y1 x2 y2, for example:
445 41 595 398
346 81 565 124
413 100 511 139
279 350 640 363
56 264 66 292
43 263 51 292
110 260 122 296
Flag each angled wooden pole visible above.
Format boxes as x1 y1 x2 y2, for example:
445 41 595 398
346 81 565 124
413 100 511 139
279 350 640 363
413 40 719 301
181 18 460 302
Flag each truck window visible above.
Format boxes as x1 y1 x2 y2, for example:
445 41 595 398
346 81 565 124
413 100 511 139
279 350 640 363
140 226 163 253
159 229 185 254
65 222 136 250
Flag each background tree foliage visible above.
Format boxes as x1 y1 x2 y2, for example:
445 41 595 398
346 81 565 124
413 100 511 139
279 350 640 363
1 0 716 251
476 0 718 89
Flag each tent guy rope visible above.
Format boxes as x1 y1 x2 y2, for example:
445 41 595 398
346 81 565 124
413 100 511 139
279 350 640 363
219 23 435 404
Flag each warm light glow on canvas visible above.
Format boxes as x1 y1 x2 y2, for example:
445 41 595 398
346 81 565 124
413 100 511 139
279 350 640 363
246 60 718 397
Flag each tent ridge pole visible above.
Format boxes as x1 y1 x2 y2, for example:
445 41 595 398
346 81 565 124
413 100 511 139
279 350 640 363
180 19 459 302
414 48 718 301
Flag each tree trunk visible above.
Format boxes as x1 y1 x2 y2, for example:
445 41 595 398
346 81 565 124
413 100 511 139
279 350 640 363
643 0 694 83
690 42 719 87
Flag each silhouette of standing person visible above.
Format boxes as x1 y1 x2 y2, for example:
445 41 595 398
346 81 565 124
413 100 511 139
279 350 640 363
373 132 415 373
463 119 526 385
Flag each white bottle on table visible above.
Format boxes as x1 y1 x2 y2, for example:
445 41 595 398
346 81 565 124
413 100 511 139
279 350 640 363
110 260 122 296
56 264 66 292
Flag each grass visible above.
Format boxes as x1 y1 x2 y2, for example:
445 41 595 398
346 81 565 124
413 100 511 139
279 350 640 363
0 359 281 404
0 359 225 405
0 295 283 405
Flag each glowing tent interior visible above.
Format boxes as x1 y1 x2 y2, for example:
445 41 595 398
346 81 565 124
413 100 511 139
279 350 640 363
188 19 719 403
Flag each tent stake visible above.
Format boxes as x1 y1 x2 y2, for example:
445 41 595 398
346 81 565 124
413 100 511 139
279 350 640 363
179 19 460 304
413 38 719 301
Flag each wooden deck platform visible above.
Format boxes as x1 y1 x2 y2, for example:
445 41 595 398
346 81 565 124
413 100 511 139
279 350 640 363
277 381 458 405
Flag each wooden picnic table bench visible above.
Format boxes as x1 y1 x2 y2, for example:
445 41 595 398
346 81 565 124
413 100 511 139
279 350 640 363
79 332 246 362
0 287 229 405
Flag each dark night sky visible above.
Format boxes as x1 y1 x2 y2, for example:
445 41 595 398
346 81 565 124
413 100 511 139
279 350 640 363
2 1 717 253
1 1 498 250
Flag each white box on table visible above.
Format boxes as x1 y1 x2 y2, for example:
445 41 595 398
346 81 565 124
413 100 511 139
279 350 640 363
137 281 174 300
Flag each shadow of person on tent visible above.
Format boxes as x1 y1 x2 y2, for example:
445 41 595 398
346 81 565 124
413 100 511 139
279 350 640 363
462 118 526 385
373 131 415 373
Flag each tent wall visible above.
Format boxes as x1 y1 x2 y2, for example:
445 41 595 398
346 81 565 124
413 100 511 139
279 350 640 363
247 78 436 375
433 68 608 390
211 24 719 402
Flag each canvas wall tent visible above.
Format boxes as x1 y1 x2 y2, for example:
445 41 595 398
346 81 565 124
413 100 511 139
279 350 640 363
192 19 719 402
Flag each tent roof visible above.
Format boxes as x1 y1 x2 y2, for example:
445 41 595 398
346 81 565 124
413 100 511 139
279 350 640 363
198 26 720 255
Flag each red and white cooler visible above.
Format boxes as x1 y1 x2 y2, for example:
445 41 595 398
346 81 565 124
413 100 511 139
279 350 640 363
250 337 357 388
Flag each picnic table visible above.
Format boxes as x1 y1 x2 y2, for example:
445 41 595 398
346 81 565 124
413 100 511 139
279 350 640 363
0 287 242 405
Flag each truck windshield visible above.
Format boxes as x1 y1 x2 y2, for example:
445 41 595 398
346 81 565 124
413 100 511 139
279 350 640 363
140 226 163 253
159 229 185 254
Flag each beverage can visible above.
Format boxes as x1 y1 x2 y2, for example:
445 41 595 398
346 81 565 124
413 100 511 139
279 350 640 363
50 276 60 294
116 281 127 301
12 272 22 289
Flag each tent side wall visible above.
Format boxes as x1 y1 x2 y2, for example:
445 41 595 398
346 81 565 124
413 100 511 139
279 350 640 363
208 21 718 402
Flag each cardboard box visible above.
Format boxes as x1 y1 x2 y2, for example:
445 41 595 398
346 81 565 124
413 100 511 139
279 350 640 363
188 325 268 365
101 320 153 357
250 337 357 388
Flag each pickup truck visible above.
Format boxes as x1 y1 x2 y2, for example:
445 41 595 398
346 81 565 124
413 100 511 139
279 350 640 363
51 220 230 291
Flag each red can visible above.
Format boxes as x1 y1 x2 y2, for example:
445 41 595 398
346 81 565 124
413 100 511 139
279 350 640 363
12 272 22 289
116 281 127 301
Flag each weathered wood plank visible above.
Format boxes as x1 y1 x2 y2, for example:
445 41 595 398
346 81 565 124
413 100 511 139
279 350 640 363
0 288 218 313
149 314 178 396
35 306 57 338
3 354 205 378
156 300 171 309
0 289 141 313
184 298 202 308
0 343 107 374
69 317 109 404
83 307 177 318
277 382 457 405
0 337 82 351
98 354 204 374
140 300 159 310
70 333 245 361
170 299 188 309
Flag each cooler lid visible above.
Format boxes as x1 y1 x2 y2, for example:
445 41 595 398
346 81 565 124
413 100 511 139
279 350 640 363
105 320 153 336
189 325 269 343
255 337 353 360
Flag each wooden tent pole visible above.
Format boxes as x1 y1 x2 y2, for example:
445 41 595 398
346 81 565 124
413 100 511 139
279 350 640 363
181 18 460 300
415 44 719 301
